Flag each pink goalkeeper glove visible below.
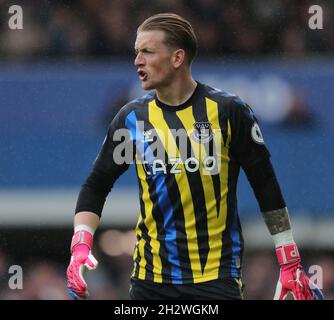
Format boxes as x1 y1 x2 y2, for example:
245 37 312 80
274 243 323 300
66 228 98 299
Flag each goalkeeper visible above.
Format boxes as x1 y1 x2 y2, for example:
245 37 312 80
66 13 323 300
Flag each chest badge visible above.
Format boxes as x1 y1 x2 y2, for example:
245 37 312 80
191 122 214 143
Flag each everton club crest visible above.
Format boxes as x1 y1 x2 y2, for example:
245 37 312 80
191 122 214 143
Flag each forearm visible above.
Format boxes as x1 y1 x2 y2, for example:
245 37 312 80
74 211 100 234
262 207 295 247
243 159 295 245
244 159 286 212
261 207 291 235
75 166 122 216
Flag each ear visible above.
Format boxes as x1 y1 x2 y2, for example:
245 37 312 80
172 49 186 69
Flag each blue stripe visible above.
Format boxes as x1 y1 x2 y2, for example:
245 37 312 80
230 208 242 278
125 111 182 283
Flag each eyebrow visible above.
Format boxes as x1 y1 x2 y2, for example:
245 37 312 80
134 47 153 54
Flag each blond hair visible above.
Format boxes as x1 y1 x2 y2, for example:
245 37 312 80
137 13 198 65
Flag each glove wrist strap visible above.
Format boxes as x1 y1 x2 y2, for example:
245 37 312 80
71 230 93 253
276 243 300 265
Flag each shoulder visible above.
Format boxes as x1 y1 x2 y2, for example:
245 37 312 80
201 82 236 102
200 82 250 115
200 82 240 106
126 92 155 109
112 92 155 123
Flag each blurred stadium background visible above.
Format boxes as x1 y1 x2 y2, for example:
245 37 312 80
0 0 334 299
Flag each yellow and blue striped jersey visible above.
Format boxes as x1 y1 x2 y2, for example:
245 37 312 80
77 82 270 284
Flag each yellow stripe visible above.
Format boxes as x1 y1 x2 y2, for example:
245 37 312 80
203 98 230 276
148 101 203 280
132 189 142 278
176 105 221 279
134 211 146 280
137 162 163 283
131 242 138 278
133 151 146 280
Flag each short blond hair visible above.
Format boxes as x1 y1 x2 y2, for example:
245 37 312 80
137 13 198 65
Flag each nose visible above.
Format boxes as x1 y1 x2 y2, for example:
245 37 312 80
134 52 144 67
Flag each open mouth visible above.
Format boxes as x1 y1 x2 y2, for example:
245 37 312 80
138 70 148 81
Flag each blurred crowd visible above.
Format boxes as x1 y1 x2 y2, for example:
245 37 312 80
0 0 333 60
1 234 334 300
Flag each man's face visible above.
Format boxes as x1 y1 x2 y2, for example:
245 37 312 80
134 30 176 91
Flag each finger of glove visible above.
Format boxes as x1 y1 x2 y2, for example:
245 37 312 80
67 261 88 293
66 254 97 297
301 274 315 300
291 273 308 300
279 268 296 289
66 263 77 290
69 256 97 298
274 281 289 300
85 253 98 270
292 277 313 300
66 275 88 298
291 280 305 300
67 277 88 298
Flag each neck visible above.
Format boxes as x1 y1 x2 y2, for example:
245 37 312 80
156 74 197 106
